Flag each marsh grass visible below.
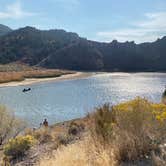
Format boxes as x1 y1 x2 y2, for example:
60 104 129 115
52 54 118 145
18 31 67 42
0 63 73 83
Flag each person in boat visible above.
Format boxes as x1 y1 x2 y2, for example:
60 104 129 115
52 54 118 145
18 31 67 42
22 88 31 92
162 86 166 105
43 119 48 127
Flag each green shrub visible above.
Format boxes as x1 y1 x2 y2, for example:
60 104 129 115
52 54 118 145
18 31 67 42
31 128 52 144
91 104 116 143
3 135 35 159
68 121 85 136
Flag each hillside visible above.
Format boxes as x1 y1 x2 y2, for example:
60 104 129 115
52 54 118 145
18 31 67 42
0 24 12 36
0 25 166 71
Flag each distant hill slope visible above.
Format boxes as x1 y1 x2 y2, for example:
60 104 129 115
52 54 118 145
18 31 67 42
0 25 166 71
0 24 12 36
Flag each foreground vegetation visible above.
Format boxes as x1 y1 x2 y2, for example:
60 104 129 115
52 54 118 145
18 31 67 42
39 98 166 166
0 63 74 83
1 98 166 165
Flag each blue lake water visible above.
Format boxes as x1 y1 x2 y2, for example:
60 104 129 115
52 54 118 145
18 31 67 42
0 72 166 127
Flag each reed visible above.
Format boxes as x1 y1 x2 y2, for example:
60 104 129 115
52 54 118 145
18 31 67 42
0 63 73 83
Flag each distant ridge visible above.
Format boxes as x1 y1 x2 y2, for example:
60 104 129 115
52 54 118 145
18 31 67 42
0 25 166 71
0 24 12 36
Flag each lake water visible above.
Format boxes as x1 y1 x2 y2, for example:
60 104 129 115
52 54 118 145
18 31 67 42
0 72 166 127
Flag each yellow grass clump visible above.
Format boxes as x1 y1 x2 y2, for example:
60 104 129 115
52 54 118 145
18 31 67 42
38 136 116 166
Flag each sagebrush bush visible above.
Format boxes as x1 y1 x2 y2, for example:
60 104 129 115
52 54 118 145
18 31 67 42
68 121 85 136
38 98 166 165
30 127 52 144
90 98 166 162
3 135 35 159
57 134 75 146
0 106 25 145
91 104 116 143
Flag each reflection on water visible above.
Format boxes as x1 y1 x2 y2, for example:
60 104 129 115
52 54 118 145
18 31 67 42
0 72 165 126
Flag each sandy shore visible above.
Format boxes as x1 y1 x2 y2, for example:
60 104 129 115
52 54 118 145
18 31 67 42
0 72 93 88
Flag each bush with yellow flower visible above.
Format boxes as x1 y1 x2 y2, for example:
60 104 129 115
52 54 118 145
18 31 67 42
3 135 36 159
91 97 166 161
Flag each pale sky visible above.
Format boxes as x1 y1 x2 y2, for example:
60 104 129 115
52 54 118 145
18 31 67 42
0 0 166 43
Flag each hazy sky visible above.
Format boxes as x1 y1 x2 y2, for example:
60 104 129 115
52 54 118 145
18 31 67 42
0 0 166 43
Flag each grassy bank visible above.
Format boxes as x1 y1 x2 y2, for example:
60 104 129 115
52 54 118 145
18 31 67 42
1 98 166 165
0 63 74 83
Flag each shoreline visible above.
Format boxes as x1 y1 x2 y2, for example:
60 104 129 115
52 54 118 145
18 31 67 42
0 72 93 88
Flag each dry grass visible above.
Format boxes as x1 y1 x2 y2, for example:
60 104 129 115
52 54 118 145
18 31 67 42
90 98 166 164
0 106 25 165
11 98 166 165
0 72 24 83
25 127 54 146
0 63 36 72
38 98 166 166
0 106 25 145
0 63 73 83
152 147 166 166
38 136 116 166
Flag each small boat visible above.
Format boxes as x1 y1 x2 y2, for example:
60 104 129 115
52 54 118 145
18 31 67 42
22 88 31 92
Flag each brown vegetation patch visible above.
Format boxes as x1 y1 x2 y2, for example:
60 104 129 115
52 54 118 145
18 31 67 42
0 63 73 83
